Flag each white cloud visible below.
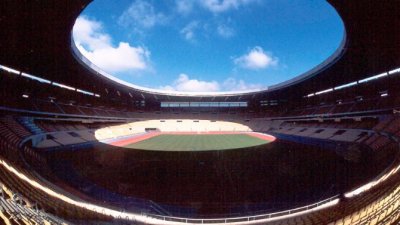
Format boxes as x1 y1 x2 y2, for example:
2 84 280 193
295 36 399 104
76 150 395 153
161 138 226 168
161 74 220 92
160 74 262 92
200 0 258 13
77 43 150 72
174 0 258 15
73 16 150 73
118 0 167 29
222 77 263 91
175 0 258 15
180 21 200 41
181 21 233 42
73 17 111 50
217 24 235 38
176 0 194 15
234 46 278 70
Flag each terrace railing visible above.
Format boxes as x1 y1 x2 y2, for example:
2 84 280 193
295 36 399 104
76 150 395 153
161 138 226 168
143 195 339 224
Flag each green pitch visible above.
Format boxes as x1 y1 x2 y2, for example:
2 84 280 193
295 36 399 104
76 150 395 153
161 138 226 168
123 134 271 151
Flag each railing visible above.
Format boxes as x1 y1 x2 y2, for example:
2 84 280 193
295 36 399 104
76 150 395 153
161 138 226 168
144 196 339 224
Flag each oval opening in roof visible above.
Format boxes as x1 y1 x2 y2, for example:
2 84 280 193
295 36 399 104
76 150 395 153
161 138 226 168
72 0 345 95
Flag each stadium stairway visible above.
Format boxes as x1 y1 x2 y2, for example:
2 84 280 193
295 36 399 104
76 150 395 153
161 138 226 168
17 117 44 135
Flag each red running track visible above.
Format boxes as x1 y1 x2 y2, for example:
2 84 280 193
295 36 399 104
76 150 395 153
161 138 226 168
246 132 276 142
110 132 161 147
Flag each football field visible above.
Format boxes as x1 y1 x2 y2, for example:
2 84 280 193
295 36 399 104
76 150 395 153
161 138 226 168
122 133 274 151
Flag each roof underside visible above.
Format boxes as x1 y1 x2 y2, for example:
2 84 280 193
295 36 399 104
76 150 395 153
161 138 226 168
0 0 399 102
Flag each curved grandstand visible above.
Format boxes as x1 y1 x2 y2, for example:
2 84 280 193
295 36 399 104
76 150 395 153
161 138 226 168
1 0 400 225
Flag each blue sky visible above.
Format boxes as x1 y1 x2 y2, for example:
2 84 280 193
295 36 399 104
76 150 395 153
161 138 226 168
73 0 344 92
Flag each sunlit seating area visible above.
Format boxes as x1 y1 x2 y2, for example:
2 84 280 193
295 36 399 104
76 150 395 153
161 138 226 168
0 182 70 225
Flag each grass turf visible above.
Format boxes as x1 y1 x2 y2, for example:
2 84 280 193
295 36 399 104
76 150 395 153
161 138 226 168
123 134 271 151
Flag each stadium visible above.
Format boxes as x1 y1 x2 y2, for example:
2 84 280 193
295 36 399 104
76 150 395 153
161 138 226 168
0 0 400 224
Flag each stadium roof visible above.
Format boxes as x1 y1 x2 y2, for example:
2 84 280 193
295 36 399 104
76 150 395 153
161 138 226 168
0 0 399 102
